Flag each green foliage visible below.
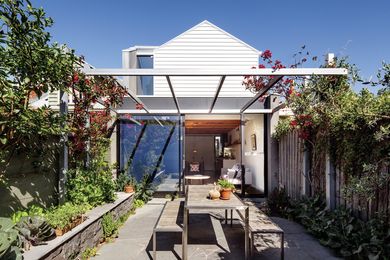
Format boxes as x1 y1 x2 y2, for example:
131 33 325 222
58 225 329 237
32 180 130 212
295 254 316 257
46 203 89 229
0 0 77 176
16 216 55 247
11 205 45 224
66 161 117 207
135 174 155 203
217 179 235 190
0 217 22 260
115 172 137 192
276 58 390 203
283 196 390 259
272 118 292 140
267 188 290 216
101 213 119 239
133 199 145 209
81 247 98 259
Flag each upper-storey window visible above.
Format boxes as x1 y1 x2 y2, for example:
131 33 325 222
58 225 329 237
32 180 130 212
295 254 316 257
137 55 153 95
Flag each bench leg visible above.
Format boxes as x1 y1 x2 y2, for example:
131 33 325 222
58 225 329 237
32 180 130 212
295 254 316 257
153 231 157 260
183 208 188 260
225 209 228 224
230 209 233 227
250 232 254 256
281 233 284 260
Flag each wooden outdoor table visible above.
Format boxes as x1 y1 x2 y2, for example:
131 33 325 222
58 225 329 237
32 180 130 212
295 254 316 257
182 185 249 260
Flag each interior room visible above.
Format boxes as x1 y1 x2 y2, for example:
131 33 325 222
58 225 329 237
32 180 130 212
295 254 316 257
184 114 265 196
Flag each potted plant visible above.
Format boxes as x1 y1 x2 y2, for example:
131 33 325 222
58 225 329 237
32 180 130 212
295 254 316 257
116 172 137 193
124 175 136 193
218 179 235 200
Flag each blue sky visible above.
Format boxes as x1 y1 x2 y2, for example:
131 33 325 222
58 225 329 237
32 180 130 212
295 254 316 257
32 0 390 91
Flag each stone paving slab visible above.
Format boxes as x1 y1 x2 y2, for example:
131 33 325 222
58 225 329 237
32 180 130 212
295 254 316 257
93 198 341 260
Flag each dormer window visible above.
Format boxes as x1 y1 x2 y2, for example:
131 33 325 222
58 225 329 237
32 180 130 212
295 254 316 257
137 55 153 95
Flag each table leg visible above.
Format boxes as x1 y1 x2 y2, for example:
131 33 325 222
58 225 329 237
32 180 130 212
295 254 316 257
183 207 188 260
245 207 249 260
153 230 156 260
230 209 233 227
225 209 228 224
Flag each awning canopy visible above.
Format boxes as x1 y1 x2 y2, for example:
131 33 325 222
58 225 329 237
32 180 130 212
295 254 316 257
82 68 348 114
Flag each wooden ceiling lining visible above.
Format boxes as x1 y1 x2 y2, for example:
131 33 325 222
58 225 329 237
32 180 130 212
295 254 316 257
185 120 240 134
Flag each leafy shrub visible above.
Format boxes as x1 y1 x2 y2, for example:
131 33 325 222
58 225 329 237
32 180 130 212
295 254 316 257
135 174 155 203
133 199 144 209
267 188 291 216
16 216 55 247
272 118 292 140
0 217 22 260
46 203 89 230
11 205 45 224
102 213 119 239
67 165 116 207
282 195 390 259
81 247 98 259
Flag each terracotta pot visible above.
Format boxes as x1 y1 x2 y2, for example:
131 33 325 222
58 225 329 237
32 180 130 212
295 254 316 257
220 188 232 200
55 216 85 236
55 227 67 236
124 185 134 193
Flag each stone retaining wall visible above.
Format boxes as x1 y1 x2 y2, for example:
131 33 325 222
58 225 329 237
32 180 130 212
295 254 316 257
23 192 134 260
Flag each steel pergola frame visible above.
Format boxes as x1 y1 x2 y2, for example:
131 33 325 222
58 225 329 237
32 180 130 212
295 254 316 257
82 67 347 114
61 67 348 199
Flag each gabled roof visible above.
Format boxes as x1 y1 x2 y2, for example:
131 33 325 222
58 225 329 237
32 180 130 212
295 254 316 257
158 20 261 54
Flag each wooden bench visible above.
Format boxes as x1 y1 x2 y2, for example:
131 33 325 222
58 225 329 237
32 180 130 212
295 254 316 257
248 206 284 259
153 200 184 260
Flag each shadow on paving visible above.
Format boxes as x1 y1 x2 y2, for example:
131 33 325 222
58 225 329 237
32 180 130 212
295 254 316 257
93 199 340 260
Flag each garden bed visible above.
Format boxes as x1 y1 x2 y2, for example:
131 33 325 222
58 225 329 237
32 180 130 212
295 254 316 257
23 192 134 260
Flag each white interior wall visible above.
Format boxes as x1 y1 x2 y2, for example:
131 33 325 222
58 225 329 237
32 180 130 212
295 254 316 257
243 114 264 193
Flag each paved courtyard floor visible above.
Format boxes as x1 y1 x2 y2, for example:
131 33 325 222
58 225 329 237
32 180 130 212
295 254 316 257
93 198 340 260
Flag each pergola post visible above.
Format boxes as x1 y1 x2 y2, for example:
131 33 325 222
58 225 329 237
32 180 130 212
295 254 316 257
265 94 280 196
240 113 246 196
58 90 68 204
325 53 337 210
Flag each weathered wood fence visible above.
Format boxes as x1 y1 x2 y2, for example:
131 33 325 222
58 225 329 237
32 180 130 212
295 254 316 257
277 130 390 221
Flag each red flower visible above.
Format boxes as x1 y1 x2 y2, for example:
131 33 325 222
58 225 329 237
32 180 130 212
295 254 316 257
288 87 294 96
258 64 266 69
135 103 144 110
85 78 90 85
72 73 79 83
290 120 298 128
261 49 272 60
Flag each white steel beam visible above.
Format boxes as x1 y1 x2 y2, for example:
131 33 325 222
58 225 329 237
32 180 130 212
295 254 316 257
115 109 273 114
83 68 348 77
209 76 226 113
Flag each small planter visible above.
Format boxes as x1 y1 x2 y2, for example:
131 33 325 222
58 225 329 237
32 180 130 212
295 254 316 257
220 188 233 200
55 216 85 236
124 185 134 193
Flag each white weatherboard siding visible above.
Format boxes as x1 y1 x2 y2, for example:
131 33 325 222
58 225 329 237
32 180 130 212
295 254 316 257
153 21 260 97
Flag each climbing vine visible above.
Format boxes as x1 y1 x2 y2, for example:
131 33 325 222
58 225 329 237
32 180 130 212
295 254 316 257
68 71 127 164
264 51 390 203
